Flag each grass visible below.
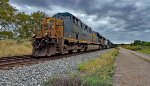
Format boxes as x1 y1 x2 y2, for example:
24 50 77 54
78 48 119 86
43 48 119 86
138 48 150 54
78 49 118 72
0 39 32 57
122 45 150 54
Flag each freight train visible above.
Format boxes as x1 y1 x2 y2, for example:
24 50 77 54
32 12 114 56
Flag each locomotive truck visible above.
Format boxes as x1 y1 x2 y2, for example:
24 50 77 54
32 12 113 56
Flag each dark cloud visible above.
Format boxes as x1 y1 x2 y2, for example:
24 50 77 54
10 0 150 43
11 0 50 9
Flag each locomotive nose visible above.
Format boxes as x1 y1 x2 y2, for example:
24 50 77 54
32 16 65 57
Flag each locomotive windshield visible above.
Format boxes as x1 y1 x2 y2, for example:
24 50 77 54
56 16 71 20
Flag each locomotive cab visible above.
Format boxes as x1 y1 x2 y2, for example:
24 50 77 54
36 17 64 38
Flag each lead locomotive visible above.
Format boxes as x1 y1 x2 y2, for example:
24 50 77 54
32 12 113 56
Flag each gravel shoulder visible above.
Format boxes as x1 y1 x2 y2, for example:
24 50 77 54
0 49 111 86
113 48 150 86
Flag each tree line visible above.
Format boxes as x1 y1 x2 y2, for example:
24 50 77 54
0 0 47 39
132 40 150 46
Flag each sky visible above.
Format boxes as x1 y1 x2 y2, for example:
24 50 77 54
9 0 150 44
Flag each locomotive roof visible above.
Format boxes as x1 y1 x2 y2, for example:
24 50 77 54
53 12 93 31
53 12 72 16
53 12 87 25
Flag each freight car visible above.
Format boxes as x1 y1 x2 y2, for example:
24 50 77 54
32 12 113 56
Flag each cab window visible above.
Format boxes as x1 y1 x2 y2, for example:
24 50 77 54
50 20 54 23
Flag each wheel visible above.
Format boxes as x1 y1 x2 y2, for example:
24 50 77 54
77 49 80 52
68 50 73 54
59 51 65 55
84 47 87 52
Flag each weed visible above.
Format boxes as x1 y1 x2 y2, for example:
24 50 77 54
43 75 82 86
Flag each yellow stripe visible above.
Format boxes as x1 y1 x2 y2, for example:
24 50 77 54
63 37 100 44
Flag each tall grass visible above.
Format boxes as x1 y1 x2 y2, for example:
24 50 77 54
0 40 32 57
78 49 118 73
43 48 119 86
78 48 119 86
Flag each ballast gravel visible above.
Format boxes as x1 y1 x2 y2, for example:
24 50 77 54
0 49 111 86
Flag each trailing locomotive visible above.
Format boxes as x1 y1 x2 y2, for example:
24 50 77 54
32 12 114 56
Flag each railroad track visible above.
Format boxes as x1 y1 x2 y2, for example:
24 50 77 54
0 55 38 70
0 49 105 70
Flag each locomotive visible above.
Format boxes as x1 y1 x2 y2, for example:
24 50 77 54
32 12 113 56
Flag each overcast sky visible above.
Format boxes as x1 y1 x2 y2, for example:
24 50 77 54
10 0 150 44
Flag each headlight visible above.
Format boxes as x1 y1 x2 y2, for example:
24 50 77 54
32 34 36 37
45 32 48 36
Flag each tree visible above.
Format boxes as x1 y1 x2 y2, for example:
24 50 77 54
0 1 47 39
14 11 47 39
141 41 150 46
31 11 47 33
0 0 17 31
0 31 13 38
133 40 141 45
15 12 32 39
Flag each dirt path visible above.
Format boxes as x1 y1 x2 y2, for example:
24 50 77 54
113 48 150 86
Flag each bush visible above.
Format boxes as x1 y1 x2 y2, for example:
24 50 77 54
43 75 83 86
122 44 150 54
